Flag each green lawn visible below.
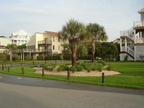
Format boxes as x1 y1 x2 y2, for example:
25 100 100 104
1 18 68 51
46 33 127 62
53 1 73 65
0 62 144 89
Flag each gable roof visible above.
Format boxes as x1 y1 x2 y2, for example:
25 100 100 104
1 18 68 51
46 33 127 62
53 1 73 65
45 31 58 36
12 29 29 36
138 8 144 14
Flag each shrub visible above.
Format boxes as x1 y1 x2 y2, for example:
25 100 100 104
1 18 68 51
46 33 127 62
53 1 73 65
41 64 56 71
25 56 32 61
57 65 69 72
97 61 106 66
85 67 91 72
97 64 103 72
107 65 112 71
37 55 44 60
12 55 21 61
124 55 128 62
0 55 7 62
70 65 83 72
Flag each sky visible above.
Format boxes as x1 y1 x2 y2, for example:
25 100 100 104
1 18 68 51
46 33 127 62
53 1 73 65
0 0 144 41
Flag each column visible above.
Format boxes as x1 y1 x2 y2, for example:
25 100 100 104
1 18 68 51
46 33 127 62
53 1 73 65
125 38 127 51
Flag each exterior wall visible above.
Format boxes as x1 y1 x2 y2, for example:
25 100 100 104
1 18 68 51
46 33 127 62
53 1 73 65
26 33 43 50
134 45 144 61
120 53 134 61
0 37 12 53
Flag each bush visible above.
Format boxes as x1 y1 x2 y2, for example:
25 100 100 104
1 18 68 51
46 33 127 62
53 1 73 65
107 65 112 71
0 55 7 62
37 55 44 60
41 64 56 71
12 55 21 61
70 65 83 72
85 66 91 72
25 56 32 61
97 64 103 72
97 61 106 66
57 65 69 72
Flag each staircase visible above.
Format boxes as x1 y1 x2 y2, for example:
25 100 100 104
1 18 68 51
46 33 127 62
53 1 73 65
120 27 134 59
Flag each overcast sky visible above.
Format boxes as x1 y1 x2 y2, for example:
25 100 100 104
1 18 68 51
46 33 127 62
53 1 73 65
0 0 144 41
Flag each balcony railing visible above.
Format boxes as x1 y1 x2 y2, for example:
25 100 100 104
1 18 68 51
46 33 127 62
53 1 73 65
135 37 144 44
15 49 52 53
134 21 144 27
38 40 52 44
120 27 134 41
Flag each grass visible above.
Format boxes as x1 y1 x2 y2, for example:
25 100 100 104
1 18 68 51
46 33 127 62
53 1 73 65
0 62 144 89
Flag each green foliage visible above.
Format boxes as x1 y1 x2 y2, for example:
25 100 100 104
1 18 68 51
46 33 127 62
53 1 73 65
70 65 83 72
25 56 32 61
57 65 69 72
37 55 44 60
12 55 21 61
17 44 26 49
95 42 119 61
97 64 103 72
107 65 112 71
97 61 106 66
44 55 60 60
41 64 56 71
0 55 7 62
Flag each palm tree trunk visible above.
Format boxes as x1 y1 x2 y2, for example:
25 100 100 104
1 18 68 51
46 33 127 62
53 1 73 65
71 42 77 65
10 49 13 62
91 40 95 62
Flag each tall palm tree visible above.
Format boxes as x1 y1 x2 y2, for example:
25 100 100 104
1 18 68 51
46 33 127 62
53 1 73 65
59 19 86 65
86 23 108 62
6 44 17 62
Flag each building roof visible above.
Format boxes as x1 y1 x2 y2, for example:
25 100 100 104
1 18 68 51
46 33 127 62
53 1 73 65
138 8 144 14
45 31 58 36
12 29 29 36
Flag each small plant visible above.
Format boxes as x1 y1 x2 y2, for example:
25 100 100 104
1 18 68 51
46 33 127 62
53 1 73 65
37 55 44 60
107 65 112 71
85 67 91 72
97 64 103 72
57 65 69 72
25 56 32 61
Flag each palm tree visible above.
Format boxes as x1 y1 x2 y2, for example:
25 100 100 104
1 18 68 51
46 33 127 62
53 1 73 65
86 23 108 62
6 44 17 62
59 19 86 65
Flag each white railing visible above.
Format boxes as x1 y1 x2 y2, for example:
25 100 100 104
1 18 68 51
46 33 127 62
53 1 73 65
121 46 134 57
134 21 144 27
120 27 134 41
135 37 144 44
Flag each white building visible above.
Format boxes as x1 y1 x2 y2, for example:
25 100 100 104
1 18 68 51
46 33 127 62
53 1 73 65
120 8 144 61
0 36 12 53
10 29 30 46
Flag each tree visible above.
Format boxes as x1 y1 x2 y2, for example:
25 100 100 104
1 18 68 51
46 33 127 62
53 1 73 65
86 23 108 62
59 19 86 65
6 44 17 62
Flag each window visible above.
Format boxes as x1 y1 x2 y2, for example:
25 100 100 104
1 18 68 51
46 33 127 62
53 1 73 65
58 46 60 50
53 37 55 42
53 45 55 50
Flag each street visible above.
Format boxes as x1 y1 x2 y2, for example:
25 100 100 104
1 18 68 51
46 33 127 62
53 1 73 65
0 73 144 108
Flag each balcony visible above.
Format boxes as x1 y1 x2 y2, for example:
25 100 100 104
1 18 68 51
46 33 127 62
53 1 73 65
120 27 134 41
135 37 144 44
134 21 144 27
38 40 52 45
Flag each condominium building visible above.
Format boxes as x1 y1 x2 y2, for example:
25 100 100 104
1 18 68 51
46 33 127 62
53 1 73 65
120 8 144 61
10 29 30 46
16 31 68 60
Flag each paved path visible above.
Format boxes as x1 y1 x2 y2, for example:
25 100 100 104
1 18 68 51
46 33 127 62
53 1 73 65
0 73 144 108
